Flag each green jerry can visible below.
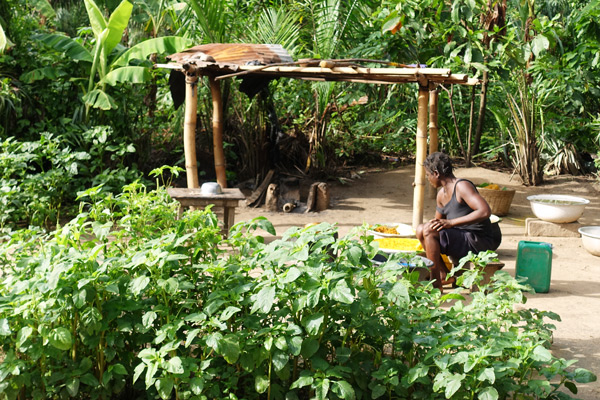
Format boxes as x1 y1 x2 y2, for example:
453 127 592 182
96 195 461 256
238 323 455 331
515 241 553 293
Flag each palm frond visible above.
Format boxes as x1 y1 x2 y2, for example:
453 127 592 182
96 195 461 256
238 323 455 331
245 7 301 54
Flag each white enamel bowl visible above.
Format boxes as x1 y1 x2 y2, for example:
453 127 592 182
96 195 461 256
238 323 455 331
527 194 589 223
579 226 600 257
200 182 223 195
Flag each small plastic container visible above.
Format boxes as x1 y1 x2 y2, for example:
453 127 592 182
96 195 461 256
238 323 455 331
515 241 553 293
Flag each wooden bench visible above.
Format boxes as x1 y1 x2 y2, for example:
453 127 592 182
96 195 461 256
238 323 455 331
167 188 246 234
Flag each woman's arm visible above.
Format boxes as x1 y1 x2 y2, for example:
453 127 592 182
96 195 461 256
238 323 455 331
453 180 491 225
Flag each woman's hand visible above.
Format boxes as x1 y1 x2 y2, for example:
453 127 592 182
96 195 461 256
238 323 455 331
428 218 453 231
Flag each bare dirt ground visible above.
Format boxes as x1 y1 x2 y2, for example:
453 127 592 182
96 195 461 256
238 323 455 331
235 164 600 399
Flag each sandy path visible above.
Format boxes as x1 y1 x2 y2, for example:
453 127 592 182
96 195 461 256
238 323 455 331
234 165 600 399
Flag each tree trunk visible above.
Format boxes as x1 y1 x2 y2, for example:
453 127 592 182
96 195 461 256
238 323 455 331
473 69 489 156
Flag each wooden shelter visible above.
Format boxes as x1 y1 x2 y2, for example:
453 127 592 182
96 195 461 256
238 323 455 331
157 43 479 228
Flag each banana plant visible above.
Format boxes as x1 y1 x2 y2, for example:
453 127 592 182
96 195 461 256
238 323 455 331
27 0 193 120
0 23 7 54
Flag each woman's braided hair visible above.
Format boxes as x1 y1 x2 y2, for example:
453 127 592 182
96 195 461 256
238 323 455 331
424 152 453 177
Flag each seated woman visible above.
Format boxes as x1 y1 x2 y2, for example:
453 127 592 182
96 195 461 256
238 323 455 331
416 152 502 291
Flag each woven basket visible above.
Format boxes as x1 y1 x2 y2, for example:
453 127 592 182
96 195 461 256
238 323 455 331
478 187 516 216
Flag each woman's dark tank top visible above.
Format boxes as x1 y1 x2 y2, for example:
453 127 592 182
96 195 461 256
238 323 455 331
436 179 491 232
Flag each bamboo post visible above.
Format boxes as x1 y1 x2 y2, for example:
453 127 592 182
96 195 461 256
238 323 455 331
183 67 199 188
412 84 430 229
209 76 227 189
428 86 439 199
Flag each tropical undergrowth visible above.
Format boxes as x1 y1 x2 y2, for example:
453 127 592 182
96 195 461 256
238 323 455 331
0 181 595 399
0 125 139 229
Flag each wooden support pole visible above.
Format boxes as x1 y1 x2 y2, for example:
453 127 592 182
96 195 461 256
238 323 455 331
428 86 440 199
209 76 227 189
183 70 199 188
413 84 430 229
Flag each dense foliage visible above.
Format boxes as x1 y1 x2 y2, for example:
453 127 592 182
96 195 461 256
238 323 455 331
1 0 599 226
0 184 595 399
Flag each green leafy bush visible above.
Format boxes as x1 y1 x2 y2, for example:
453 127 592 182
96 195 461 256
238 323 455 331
0 185 595 399
0 126 139 228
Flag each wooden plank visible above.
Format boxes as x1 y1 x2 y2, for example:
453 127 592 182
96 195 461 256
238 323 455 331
168 187 245 201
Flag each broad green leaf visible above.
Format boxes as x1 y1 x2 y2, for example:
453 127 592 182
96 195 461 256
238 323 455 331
315 378 330 400
81 307 102 330
84 0 107 38
307 287 322 308
65 377 80 397
185 313 206 323
292 244 309 261
564 381 577 394
130 275 150 296
574 368 597 383
301 338 319 359
477 367 495 384
206 332 222 351
220 306 241 321
288 336 303 356
113 36 195 66
20 67 66 83
92 220 112 239
104 0 133 56
73 289 87 309
440 293 465 302
142 311 157 328
445 373 465 398
272 350 289 371
102 66 151 86
0 24 7 54
346 246 362 264
218 334 240 364
255 217 276 235
464 45 472 64
408 365 429 384
281 266 302 284
160 278 179 295
302 313 324 336
155 377 174 400
166 357 184 374
330 279 354 304
275 336 288 351
478 386 499 400
0 319 10 336
290 375 313 390
251 285 276 314
531 345 552 362
387 281 409 306
30 0 56 18
332 380 355 400
185 328 201 347
451 3 460 24
111 363 127 375
145 362 158 388
132 363 145 384
49 327 72 350
382 15 401 34
33 34 93 62
190 377 205 395
80 373 100 387
83 89 118 110
255 375 269 394
371 383 386 398
16 326 33 349
531 34 550 57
